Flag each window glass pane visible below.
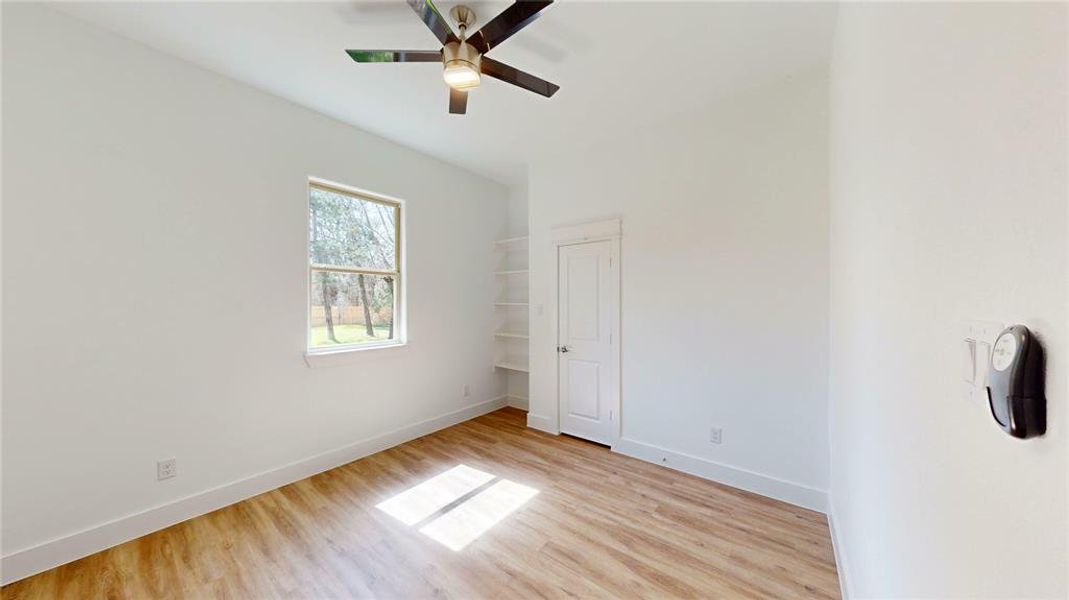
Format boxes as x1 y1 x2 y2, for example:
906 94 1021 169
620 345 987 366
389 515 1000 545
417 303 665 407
309 186 396 271
310 271 396 348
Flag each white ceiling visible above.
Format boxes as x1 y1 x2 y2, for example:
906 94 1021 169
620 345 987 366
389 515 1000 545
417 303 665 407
54 1 837 185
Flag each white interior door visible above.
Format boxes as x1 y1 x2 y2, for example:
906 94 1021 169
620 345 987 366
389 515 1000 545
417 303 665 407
558 240 616 444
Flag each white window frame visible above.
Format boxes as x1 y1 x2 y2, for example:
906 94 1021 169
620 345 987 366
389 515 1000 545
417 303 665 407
305 177 406 358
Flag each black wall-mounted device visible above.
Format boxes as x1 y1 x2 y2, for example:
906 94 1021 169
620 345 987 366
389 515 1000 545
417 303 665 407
986 325 1045 439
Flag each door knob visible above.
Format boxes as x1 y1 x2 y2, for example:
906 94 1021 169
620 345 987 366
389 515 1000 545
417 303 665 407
558 345 570 353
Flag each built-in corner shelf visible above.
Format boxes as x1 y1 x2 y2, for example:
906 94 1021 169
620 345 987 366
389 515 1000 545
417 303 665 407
493 235 529 247
493 235 530 394
494 361 530 373
494 332 530 340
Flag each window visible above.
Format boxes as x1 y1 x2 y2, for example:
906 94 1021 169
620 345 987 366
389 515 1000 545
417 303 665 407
308 180 402 352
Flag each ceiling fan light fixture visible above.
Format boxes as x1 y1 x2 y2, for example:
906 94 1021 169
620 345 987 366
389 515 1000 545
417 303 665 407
443 60 480 90
442 41 481 90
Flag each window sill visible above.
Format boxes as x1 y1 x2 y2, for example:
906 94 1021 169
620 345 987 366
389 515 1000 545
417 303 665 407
304 342 409 368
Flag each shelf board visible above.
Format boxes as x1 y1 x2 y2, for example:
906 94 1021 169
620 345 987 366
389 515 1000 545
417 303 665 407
494 362 530 373
493 235 529 246
494 302 529 307
494 269 529 275
495 332 530 339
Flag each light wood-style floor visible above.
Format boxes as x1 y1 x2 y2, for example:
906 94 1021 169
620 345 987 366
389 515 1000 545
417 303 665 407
3 408 840 599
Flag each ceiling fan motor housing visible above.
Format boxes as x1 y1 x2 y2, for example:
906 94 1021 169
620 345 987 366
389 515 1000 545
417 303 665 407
443 40 481 70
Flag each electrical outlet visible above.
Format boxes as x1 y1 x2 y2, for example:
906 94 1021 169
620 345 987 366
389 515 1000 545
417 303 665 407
710 427 723 445
463 384 470 398
157 458 177 481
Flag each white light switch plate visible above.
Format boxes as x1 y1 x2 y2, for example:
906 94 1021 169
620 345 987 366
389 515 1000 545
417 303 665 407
963 338 977 383
960 320 1004 402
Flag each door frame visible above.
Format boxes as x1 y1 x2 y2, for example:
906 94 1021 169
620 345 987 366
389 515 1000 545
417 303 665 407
551 218 621 445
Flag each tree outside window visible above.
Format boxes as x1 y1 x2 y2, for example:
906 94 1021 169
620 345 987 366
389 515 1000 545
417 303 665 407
308 182 401 350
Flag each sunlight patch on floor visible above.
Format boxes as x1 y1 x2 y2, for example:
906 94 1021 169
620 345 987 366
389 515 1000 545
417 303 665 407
376 464 495 526
419 479 539 551
376 464 539 551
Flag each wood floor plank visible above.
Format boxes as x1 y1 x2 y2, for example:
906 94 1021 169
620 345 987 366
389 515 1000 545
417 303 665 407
2 408 840 599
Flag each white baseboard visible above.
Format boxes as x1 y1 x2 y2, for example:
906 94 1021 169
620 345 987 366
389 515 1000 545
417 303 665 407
611 437 827 513
0 395 508 586
826 497 853 600
526 412 558 434
505 395 529 410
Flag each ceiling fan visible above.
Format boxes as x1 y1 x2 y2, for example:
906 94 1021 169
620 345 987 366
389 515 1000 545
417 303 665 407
346 0 560 115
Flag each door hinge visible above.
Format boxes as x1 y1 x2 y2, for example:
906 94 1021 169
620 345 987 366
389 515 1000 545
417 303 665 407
610 409 614 421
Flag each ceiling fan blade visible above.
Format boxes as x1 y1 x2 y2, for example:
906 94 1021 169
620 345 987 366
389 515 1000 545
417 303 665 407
481 57 559 98
346 49 442 63
405 0 456 45
468 1 553 54
449 88 468 114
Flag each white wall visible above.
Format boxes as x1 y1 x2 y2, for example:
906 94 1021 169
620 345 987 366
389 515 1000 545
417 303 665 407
1 4 507 579
828 3 1067 597
506 183 529 240
527 73 831 508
